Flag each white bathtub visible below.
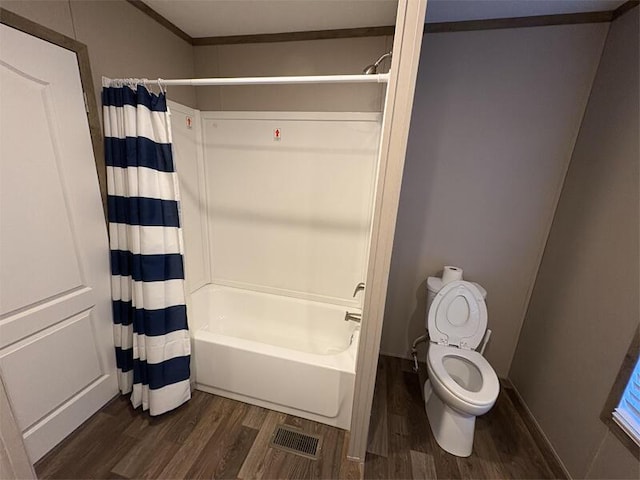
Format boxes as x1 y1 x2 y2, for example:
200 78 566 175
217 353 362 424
191 284 360 429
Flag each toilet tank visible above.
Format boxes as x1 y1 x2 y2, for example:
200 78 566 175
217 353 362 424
425 276 487 329
426 276 444 312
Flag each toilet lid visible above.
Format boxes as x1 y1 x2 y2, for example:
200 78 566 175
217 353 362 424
428 280 487 349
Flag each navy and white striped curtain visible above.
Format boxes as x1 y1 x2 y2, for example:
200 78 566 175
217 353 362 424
102 79 191 415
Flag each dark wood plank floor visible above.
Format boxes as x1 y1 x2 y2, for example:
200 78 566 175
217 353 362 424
36 390 360 480
36 355 563 480
365 355 565 480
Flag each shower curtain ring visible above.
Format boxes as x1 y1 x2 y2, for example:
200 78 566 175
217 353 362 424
158 78 166 94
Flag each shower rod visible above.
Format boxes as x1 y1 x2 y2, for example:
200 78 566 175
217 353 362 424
106 73 390 87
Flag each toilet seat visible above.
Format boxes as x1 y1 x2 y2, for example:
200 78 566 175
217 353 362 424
427 343 499 410
428 280 487 349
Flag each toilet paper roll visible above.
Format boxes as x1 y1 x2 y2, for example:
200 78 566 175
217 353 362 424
441 266 463 285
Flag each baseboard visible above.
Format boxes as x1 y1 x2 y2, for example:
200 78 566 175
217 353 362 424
502 379 572 479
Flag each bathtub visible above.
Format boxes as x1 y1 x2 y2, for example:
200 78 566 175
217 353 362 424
191 284 360 430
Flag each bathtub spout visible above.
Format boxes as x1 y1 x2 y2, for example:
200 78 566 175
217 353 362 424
344 311 362 323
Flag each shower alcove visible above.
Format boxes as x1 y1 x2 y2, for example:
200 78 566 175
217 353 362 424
170 102 382 429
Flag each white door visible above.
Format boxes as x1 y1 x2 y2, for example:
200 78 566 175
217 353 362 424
0 24 117 462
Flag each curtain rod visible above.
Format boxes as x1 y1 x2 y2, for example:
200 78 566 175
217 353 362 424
127 73 390 87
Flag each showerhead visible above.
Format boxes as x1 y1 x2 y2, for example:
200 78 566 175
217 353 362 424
363 63 379 75
363 51 392 74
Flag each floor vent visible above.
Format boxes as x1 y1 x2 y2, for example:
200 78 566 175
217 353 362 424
269 425 323 459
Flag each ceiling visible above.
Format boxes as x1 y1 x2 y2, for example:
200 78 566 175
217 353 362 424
141 0 626 38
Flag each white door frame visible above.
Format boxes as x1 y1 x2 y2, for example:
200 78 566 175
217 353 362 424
348 0 428 461
0 377 35 480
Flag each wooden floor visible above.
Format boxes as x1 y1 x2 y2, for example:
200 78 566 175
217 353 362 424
36 390 360 479
36 355 564 480
365 356 565 479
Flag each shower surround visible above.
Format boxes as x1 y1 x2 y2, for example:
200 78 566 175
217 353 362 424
170 104 382 428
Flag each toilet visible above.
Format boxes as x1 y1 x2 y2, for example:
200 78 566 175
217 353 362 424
423 277 499 457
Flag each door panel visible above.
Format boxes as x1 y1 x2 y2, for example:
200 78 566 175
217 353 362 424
0 287 94 349
0 24 117 462
0 63 83 314
0 312 103 430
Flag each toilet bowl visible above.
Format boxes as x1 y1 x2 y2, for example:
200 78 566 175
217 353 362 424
424 279 499 457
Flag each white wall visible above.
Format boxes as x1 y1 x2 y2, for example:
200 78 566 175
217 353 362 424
381 23 609 376
202 112 381 306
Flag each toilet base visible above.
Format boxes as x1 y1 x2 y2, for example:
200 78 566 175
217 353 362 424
424 380 476 457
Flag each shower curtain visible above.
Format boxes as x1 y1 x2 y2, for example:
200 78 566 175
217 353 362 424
102 79 191 415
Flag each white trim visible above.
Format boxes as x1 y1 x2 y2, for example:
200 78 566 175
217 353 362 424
613 411 640 447
200 111 383 122
612 358 640 446
347 0 428 461
0 376 35 478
